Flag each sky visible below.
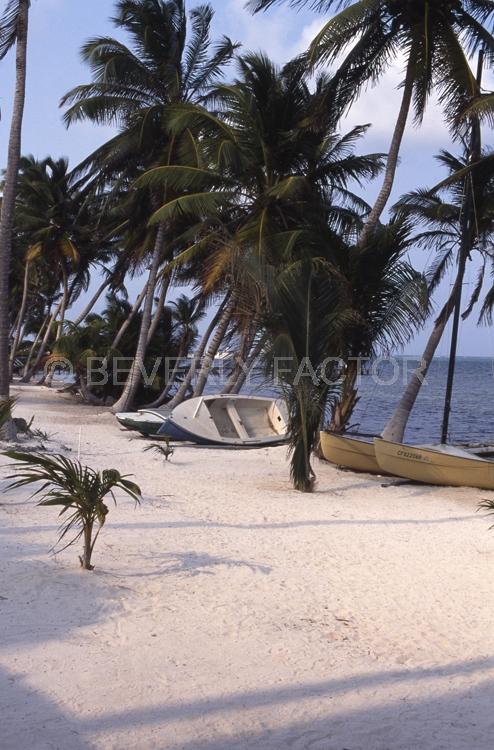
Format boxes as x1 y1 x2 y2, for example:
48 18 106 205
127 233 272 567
1 0 494 357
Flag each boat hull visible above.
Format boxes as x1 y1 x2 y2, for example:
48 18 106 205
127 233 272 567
374 438 494 490
157 395 288 447
320 432 382 474
116 413 164 436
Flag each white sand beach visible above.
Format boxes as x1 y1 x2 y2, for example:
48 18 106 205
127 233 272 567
2 385 494 750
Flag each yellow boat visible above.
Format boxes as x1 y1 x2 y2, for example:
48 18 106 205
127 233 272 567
374 438 494 490
320 432 383 475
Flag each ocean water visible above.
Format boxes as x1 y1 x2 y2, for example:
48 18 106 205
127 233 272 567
54 355 494 445
350 357 494 445
211 357 494 445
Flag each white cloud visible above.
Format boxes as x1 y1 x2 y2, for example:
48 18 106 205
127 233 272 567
220 0 325 64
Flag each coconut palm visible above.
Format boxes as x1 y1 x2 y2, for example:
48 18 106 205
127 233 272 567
326 217 430 432
382 145 494 442
140 53 386 396
0 0 30 438
61 0 238 413
3 451 141 570
11 156 112 383
139 54 393 488
147 293 204 406
251 0 494 245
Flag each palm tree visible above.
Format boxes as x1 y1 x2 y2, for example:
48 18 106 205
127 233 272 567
251 0 494 245
383 145 494 442
263 259 343 491
147 293 204 406
11 156 111 383
140 54 390 488
327 218 430 433
61 0 238 413
4 451 141 570
0 0 30 437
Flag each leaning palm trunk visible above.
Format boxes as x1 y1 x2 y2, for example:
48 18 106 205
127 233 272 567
43 266 69 387
166 295 229 410
9 260 30 376
22 298 63 383
146 275 170 345
329 358 360 433
193 291 238 397
111 224 165 413
145 340 186 408
72 276 111 327
93 281 150 394
381 276 462 443
358 45 417 249
230 334 266 394
0 0 29 439
21 312 49 379
110 282 148 352
221 324 253 394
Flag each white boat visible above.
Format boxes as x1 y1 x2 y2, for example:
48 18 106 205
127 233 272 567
158 394 288 446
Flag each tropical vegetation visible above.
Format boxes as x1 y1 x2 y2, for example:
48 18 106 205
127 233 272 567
3 451 142 570
2 0 494 490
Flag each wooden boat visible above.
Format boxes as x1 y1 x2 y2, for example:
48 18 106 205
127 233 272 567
320 432 383 474
157 395 288 446
116 407 171 436
374 438 494 490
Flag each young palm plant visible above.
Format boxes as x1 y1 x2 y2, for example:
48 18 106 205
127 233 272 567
3 451 142 570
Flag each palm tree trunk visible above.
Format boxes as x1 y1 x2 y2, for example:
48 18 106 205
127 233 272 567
21 298 63 383
230 334 265 394
0 0 29 439
79 521 94 571
110 282 148 352
222 324 253 394
358 45 417 249
72 276 111 327
42 266 69 387
21 312 49 379
381 277 462 443
193 291 238 397
329 358 360 433
146 275 170 346
167 295 229 410
111 224 165 413
145 341 186 408
9 260 30 376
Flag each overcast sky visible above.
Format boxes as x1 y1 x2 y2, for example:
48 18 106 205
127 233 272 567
1 0 494 357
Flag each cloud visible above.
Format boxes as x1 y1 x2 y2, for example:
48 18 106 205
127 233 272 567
215 4 450 150
219 0 324 64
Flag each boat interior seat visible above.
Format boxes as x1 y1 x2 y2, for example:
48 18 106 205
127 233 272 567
226 403 250 440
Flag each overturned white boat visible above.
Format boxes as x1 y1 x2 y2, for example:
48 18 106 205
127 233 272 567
158 395 288 447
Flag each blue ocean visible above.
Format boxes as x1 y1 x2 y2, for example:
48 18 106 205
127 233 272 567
212 357 494 445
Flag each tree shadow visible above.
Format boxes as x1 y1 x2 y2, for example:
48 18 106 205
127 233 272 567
125 550 272 577
74 657 494 749
1 665 95 750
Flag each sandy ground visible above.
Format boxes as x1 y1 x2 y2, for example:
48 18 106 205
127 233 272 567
1 385 494 750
